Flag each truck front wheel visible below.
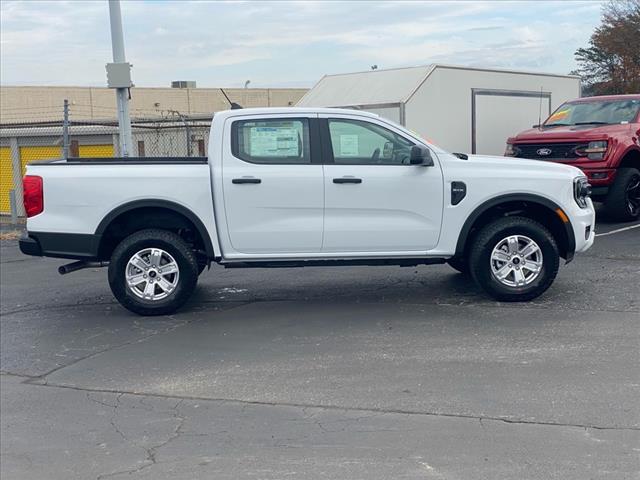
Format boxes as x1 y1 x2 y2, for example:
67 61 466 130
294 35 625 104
604 167 640 222
468 217 560 302
108 229 199 316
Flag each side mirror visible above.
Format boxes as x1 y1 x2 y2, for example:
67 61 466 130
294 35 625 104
410 145 434 166
532 124 540 128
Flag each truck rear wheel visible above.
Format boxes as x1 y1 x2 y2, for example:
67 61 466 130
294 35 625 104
108 229 199 316
468 216 560 302
604 167 640 222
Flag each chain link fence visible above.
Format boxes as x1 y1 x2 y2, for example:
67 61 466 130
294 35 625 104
0 103 212 216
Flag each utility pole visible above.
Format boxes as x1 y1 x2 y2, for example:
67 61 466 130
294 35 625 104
244 80 250 109
62 99 70 159
106 0 133 157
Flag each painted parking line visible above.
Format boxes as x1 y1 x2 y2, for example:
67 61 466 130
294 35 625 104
595 223 640 237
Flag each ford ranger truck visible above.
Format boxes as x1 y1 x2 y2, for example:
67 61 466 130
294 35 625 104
506 95 640 221
19 108 595 316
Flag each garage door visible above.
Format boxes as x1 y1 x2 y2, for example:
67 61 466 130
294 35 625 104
20 146 62 166
472 90 551 156
78 144 114 157
0 147 13 214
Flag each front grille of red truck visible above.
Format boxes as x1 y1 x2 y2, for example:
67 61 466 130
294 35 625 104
514 143 585 161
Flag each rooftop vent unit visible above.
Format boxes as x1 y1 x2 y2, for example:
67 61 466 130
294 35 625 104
171 81 196 89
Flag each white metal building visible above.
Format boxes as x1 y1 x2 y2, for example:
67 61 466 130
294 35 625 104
297 64 581 155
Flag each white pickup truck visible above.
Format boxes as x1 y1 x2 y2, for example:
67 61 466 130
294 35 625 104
20 108 595 315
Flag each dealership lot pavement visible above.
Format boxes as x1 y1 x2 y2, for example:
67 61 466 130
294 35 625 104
1 214 639 479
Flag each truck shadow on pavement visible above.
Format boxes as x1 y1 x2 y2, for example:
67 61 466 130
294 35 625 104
186 266 486 312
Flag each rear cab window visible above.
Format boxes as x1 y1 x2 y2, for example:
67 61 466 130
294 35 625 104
232 118 311 164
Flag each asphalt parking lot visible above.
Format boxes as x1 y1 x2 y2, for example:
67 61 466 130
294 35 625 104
1 211 639 480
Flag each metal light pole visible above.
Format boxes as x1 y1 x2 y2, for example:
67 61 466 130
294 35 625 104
62 99 70 159
244 80 250 108
107 0 133 157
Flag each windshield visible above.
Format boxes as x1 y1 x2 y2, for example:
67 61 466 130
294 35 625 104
544 99 640 127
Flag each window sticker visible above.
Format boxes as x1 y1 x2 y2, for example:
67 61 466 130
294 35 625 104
548 109 570 123
339 134 359 156
249 126 299 156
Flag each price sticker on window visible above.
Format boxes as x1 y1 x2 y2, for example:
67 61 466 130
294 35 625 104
250 127 299 157
339 134 359 156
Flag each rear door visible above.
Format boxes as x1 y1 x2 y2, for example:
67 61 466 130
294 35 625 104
221 114 324 254
320 114 443 253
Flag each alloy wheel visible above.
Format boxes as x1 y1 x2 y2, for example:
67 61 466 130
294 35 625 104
626 174 640 216
125 248 180 301
490 235 543 287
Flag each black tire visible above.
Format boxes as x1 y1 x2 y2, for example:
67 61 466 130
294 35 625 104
197 263 207 275
447 256 469 274
108 229 198 316
468 216 560 302
604 167 640 222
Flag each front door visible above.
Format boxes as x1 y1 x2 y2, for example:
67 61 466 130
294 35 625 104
320 115 443 253
222 115 324 255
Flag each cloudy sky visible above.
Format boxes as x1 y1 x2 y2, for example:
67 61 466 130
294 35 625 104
1 0 604 88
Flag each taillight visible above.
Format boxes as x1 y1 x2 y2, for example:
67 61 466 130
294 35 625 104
23 175 43 217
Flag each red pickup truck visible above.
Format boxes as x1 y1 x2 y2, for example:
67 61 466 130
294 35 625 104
506 95 640 221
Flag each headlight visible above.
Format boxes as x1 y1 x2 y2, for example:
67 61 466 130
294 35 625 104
576 140 608 160
573 176 592 208
505 143 519 157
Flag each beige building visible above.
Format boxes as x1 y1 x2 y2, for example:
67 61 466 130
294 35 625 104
1 85 308 123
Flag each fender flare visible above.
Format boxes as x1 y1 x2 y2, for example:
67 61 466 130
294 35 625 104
95 199 216 258
454 193 576 260
616 145 640 167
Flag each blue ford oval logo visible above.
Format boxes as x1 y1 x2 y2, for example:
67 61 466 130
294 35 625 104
537 148 552 156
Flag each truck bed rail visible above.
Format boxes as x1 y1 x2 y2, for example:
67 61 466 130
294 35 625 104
32 157 208 165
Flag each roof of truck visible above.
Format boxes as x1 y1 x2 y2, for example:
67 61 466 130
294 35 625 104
568 94 640 103
215 107 381 118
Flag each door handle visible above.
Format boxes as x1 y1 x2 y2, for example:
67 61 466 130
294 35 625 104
232 177 261 184
333 177 362 184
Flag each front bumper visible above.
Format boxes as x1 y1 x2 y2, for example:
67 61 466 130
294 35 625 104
571 199 596 254
579 167 616 188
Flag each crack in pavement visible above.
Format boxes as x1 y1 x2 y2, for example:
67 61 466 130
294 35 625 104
2 301 252 381
0 297 254 317
581 254 640 261
89 394 187 480
11 376 638 433
1 301 118 317
2 291 639 318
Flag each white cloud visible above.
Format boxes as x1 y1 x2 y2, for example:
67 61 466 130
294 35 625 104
0 0 604 87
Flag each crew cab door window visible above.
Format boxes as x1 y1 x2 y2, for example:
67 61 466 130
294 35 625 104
232 119 310 164
327 119 414 165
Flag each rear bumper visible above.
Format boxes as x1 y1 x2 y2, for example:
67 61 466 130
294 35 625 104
19 234 42 256
19 231 100 260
